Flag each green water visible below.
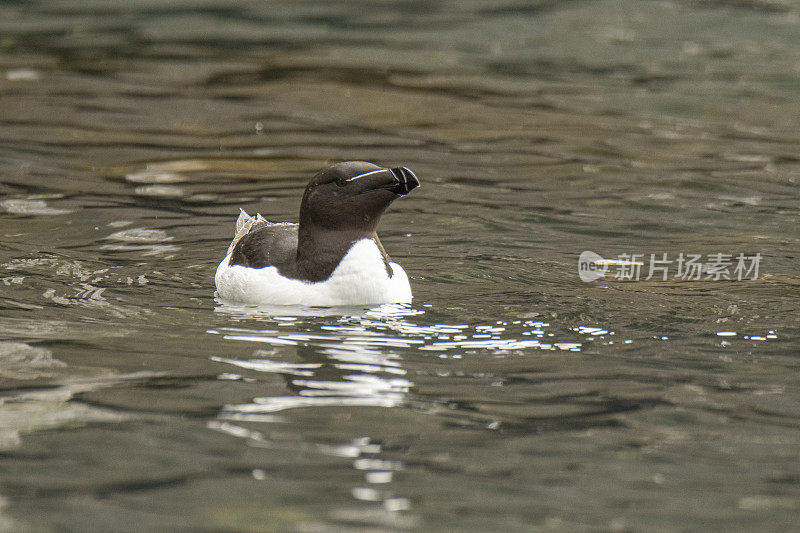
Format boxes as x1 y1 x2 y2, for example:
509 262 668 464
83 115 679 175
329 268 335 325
0 1 799 531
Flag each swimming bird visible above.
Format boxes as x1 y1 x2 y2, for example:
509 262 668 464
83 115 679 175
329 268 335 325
215 161 420 306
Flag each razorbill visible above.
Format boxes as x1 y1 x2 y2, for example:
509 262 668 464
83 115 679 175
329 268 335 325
215 161 420 306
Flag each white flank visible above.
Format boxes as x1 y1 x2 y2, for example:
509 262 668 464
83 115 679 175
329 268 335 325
215 238 412 306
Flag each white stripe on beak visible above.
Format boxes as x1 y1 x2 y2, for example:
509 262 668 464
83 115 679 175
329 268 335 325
344 168 388 182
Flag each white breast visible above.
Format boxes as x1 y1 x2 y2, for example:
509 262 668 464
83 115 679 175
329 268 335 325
214 238 412 306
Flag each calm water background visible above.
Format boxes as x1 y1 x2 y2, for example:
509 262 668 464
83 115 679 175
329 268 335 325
1 0 799 531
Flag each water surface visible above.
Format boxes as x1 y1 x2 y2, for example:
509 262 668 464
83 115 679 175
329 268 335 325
1 1 799 531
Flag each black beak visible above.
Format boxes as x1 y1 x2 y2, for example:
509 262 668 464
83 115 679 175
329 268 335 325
388 167 420 196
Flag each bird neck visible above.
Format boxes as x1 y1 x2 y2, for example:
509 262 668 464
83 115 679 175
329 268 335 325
296 223 388 281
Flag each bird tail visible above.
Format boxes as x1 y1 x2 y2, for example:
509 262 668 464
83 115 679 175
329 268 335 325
228 208 267 256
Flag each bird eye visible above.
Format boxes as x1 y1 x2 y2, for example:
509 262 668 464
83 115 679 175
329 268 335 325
335 178 346 187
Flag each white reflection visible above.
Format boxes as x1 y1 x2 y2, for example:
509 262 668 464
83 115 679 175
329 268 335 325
210 356 320 376
126 171 187 184
352 487 382 501
0 341 65 380
213 300 422 319
365 471 393 483
0 371 157 451
354 458 403 471
0 198 72 215
134 185 185 197
6 68 41 81
208 306 606 526
106 228 172 242
99 243 180 256
219 376 408 415
294 375 411 397
210 308 592 425
211 312 419 523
